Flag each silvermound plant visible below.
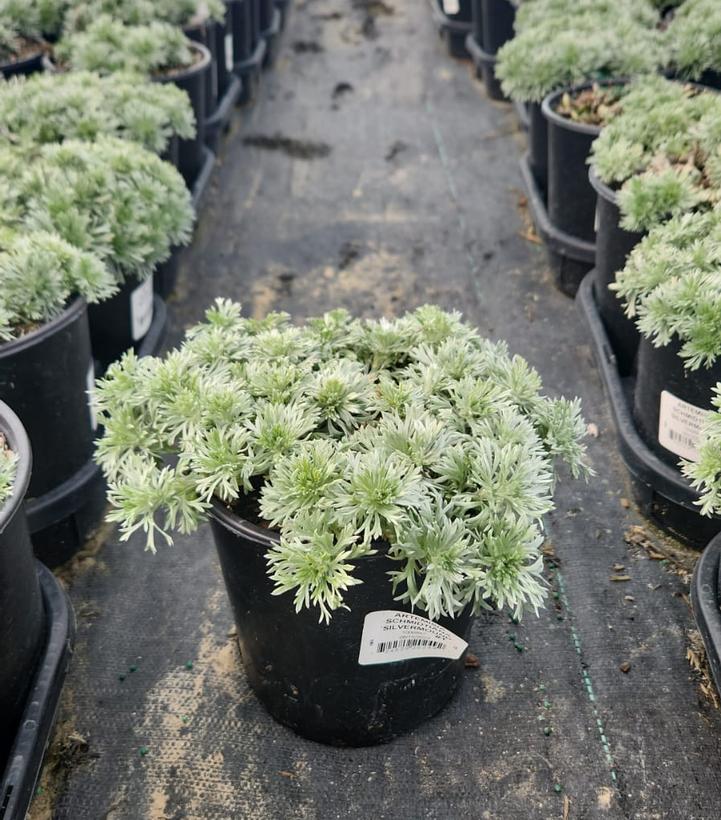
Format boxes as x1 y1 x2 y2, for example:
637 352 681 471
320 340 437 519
495 0 662 104
95 302 590 622
0 0 68 59
665 0 721 81
590 76 721 231
65 0 225 31
0 432 17 506
684 388 721 515
0 71 195 155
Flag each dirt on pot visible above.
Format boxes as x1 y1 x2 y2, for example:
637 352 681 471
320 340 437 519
555 84 625 127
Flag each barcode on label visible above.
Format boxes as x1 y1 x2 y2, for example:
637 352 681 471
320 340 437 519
377 637 447 654
358 610 468 666
666 429 696 448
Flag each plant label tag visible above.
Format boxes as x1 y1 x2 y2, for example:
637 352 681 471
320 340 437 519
658 390 707 462
594 203 600 234
225 33 233 73
130 277 154 342
442 0 460 14
87 362 98 431
357 610 468 666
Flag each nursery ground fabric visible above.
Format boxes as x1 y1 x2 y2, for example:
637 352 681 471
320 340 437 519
34 1 721 818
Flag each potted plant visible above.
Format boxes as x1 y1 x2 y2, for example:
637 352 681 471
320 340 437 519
497 0 663 295
665 0 721 90
431 0 473 60
95 301 590 745
0 69 195 159
466 0 516 100
0 7 44 77
0 137 194 371
56 17 213 189
588 76 721 371
0 227 116 563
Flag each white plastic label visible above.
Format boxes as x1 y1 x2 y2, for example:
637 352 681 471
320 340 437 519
443 0 460 14
86 362 98 431
225 32 233 73
594 203 600 234
357 610 468 666
130 277 154 342
658 390 706 462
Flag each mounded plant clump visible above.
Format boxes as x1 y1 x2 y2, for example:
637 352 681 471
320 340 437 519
590 76 721 231
0 137 194 288
685 388 721 514
56 16 196 77
496 0 662 104
64 0 226 31
95 302 589 623
665 0 721 81
0 71 195 154
613 206 721 370
0 0 68 63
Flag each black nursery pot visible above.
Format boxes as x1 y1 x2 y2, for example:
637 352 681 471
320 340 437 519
698 69 721 92
88 275 165 373
0 402 44 771
480 0 515 55
0 41 44 79
589 169 645 376
209 503 474 746
527 101 548 196
156 42 212 187
0 299 104 566
230 0 265 105
434 0 473 60
633 337 721 470
185 21 219 129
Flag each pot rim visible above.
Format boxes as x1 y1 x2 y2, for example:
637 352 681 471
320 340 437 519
210 496 280 548
0 400 32 534
154 41 212 84
541 78 628 137
0 38 44 72
588 165 619 205
0 297 86 360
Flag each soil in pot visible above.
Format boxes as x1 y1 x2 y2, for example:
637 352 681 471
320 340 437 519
210 499 474 747
0 403 45 771
155 42 212 186
0 37 44 79
87 275 156 372
543 83 625 244
589 169 645 376
633 337 721 471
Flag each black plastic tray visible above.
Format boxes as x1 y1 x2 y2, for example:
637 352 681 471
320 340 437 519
261 8 282 69
464 32 507 101
235 37 267 106
0 563 75 820
577 272 721 548
692 535 721 695
205 75 243 153
520 153 594 297
429 1 472 59
191 146 217 211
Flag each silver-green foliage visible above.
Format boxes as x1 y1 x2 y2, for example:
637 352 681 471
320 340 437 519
0 0 69 54
65 0 225 30
56 16 194 76
590 76 721 231
613 207 721 370
496 0 662 103
95 302 590 623
0 137 194 285
665 0 721 80
0 71 195 154
0 434 16 506
683 385 721 515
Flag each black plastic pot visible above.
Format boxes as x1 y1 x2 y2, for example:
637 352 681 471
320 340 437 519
514 100 529 131
155 42 212 188
0 401 44 774
480 0 515 55
231 0 266 105
185 21 219 132
692 534 721 696
88 275 165 373
209 502 474 746
431 0 473 60
0 44 44 79
216 5 233 98
260 3 282 69
464 34 506 101
155 247 182 298
577 273 721 548
275 0 292 30
589 169 645 377
633 337 721 470
527 101 547 196
0 299 106 566
1 563 75 820
698 69 721 91
519 153 594 297
542 86 603 244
